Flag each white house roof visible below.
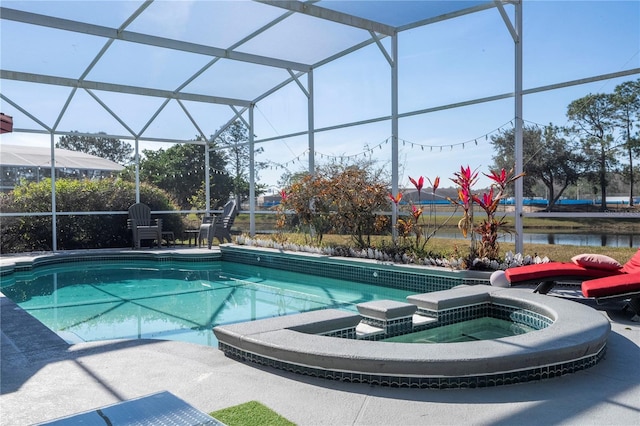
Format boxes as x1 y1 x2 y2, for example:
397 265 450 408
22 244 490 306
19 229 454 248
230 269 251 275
0 144 124 171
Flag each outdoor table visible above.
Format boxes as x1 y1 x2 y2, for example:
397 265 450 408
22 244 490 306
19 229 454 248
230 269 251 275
184 230 200 247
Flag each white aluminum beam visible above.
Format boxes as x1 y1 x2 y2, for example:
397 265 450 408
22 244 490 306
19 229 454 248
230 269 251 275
391 34 399 240
308 70 315 174
138 98 171 137
256 0 396 36
397 2 498 32
253 67 640 146
249 105 256 236
369 31 393 67
0 70 252 107
49 133 57 251
514 1 524 254
177 99 207 141
0 7 311 72
494 0 518 43
85 88 137 137
0 93 51 131
209 108 250 144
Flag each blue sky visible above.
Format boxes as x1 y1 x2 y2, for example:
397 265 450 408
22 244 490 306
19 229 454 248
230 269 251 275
1 1 638 191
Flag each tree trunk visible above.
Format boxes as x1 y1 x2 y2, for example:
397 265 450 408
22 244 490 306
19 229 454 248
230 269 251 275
629 145 635 207
600 146 607 211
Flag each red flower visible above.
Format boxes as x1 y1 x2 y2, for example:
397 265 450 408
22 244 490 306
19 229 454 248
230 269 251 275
279 189 288 201
428 176 440 192
451 165 479 190
485 168 507 187
484 167 525 189
409 176 424 194
473 188 494 209
457 187 471 209
411 204 423 220
389 193 403 205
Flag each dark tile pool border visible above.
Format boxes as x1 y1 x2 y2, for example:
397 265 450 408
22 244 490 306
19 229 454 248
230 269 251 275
220 245 490 293
218 340 606 389
214 286 611 389
0 249 221 276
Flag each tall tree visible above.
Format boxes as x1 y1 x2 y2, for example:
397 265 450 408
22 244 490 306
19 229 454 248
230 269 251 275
611 79 640 206
214 120 267 206
490 124 585 210
567 93 619 211
137 142 232 210
57 131 133 165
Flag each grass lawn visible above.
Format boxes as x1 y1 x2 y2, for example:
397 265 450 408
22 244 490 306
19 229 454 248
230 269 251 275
210 401 295 426
245 233 638 264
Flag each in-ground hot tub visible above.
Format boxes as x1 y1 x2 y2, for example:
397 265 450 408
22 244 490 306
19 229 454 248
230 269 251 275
214 285 610 389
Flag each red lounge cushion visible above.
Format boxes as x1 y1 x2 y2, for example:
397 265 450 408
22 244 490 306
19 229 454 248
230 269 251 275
582 272 640 298
621 248 640 274
505 262 618 284
571 253 622 271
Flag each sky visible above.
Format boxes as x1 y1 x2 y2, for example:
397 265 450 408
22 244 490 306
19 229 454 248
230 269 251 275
1 0 639 192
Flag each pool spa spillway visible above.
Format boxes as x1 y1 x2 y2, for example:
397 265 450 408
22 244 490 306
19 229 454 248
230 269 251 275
214 284 611 389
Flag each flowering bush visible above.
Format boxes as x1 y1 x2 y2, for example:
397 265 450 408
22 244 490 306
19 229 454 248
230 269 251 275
448 165 524 261
390 175 446 254
473 168 524 259
272 161 524 270
278 173 333 245
278 163 389 248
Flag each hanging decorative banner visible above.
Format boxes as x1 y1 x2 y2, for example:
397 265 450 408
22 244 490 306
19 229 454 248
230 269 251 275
266 120 520 171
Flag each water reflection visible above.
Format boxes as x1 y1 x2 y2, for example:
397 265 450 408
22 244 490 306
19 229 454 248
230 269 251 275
431 232 639 248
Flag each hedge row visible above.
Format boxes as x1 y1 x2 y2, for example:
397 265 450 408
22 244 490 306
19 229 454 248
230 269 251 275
0 178 183 253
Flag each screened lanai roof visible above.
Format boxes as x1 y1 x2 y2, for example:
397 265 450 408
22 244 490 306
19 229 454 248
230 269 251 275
1 1 639 253
0 0 496 141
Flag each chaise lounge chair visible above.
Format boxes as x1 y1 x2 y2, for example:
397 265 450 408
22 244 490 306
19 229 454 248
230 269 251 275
582 271 640 319
492 249 640 319
493 248 640 294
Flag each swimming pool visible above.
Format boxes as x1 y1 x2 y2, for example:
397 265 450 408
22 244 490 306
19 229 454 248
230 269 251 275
0 248 612 388
0 260 415 347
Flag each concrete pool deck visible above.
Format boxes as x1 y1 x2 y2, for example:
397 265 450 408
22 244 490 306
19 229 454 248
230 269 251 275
1 249 639 425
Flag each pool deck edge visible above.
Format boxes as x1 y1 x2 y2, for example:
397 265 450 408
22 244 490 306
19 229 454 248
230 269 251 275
214 287 611 386
1 248 639 425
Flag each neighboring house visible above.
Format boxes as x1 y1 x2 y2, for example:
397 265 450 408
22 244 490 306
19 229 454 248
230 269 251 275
258 193 283 208
0 144 125 192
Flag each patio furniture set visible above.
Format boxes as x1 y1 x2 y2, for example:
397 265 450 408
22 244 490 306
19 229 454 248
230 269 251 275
127 200 237 249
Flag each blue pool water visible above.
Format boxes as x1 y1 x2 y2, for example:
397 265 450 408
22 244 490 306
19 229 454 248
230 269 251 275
0 260 414 347
382 317 536 343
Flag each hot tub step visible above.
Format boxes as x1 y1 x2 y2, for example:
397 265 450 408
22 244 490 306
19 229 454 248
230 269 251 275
412 314 438 327
356 322 384 338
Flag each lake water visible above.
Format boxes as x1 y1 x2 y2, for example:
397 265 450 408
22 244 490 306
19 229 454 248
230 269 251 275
432 232 639 248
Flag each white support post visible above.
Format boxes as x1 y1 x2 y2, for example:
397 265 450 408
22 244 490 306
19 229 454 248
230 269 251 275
249 104 256 236
205 140 211 215
308 69 315 174
391 34 399 241
50 132 57 251
514 1 524 254
135 138 140 203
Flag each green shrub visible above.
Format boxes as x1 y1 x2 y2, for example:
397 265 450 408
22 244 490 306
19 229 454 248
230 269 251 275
280 160 390 249
0 178 183 253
